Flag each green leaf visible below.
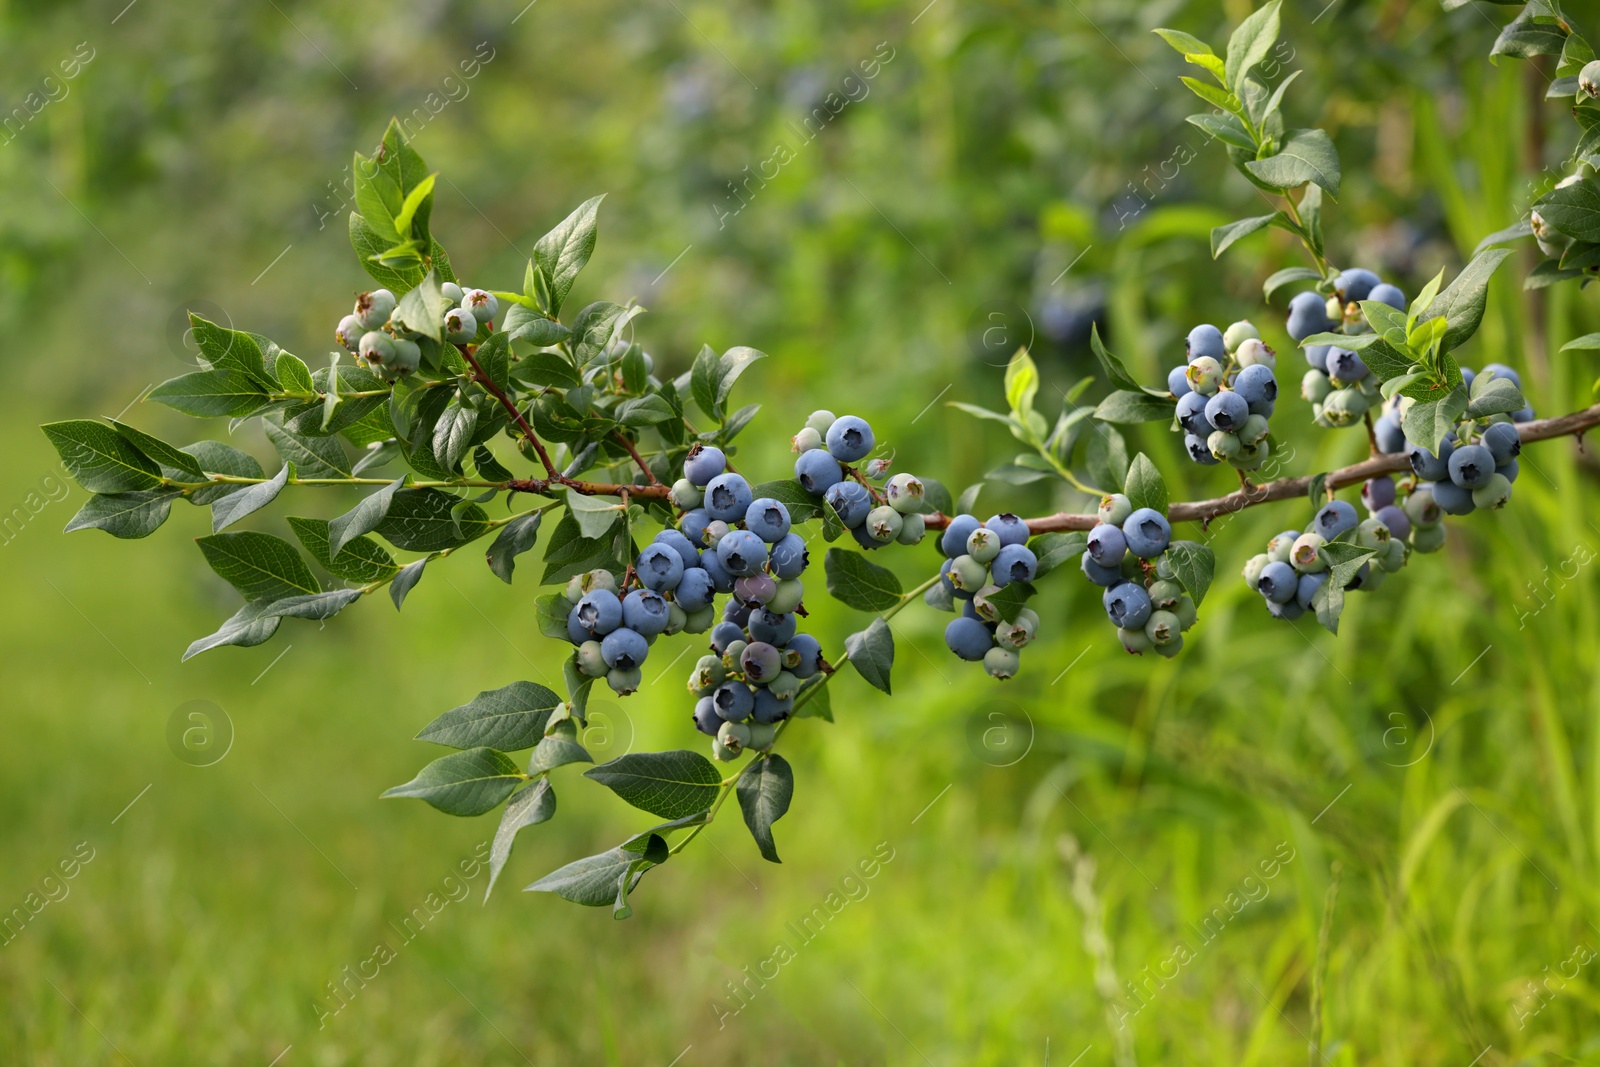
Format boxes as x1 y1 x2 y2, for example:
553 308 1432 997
188 316 275 388
1186 112 1255 150
42 420 164 493
349 212 423 291
1004 350 1039 416
1123 453 1168 514
431 398 479 473
181 600 283 661
524 843 652 907
1466 372 1525 418
1244 128 1340 195
1211 213 1284 258
527 735 594 775
533 195 604 316
1264 267 1323 301
1491 6 1568 60
1473 219 1534 255
616 393 676 428
1181 76 1240 113
1095 391 1178 423
179 441 264 505
1560 332 1600 352
567 491 626 539
1534 178 1600 241
824 547 903 611
1408 267 1447 323
690 344 721 420
1417 248 1512 355
749 480 826 523
984 581 1036 624
793 675 832 721
328 477 405 559
64 490 180 539
716 346 767 410
275 351 315 395
536 593 573 641
376 488 489 551
1031 532 1089 577
394 269 448 341
486 778 556 902
1310 548 1376 635
392 173 437 241
487 510 544 584
381 747 524 817
1152 27 1213 57
502 303 572 348
513 347 583 388
390 558 428 609
211 462 290 533
1164 540 1215 606
258 588 364 621
107 420 205 477
583 750 722 819
1224 0 1281 91
736 754 793 864
1085 424 1129 491
148 370 268 418
1401 386 1469 455
844 617 894 695
286 516 399 583
196 531 320 602
263 419 351 480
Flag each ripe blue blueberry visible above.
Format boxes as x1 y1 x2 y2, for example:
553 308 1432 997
600 627 649 671
674 567 716 613
1362 476 1396 511
1104 581 1153 629
1408 440 1453 482
575 589 623 635
744 498 792 542
985 514 1030 547
1176 391 1210 436
1187 324 1226 362
699 549 735 592
622 589 670 636
1295 572 1328 611
1081 550 1122 587
751 688 792 725
993 544 1038 586
1313 500 1359 541
565 607 590 645
679 508 712 547
1266 598 1305 621
944 616 994 661
1233 364 1278 413
712 681 755 722
1374 505 1411 543
1373 414 1406 454
1257 561 1297 604
717 529 768 576
939 514 980 558
1327 348 1369 383
1304 344 1330 372
653 529 701 571
1086 524 1126 567
709 621 746 654
443 307 478 343
1205 391 1249 432
825 415 875 462
1287 290 1332 341
824 480 872 528
1497 459 1519 483
1185 433 1220 465
1429 479 1475 516
794 448 844 495
1368 283 1406 311
1447 444 1495 489
1482 421 1521 465
748 608 797 646
1336 268 1382 303
784 633 824 679
683 445 727 488
723 599 753 627
1121 508 1171 558
1168 366 1192 398
635 543 686 591
704 472 754 522
694 697 722 736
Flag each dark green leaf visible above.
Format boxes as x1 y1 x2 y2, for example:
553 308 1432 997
286 516 399 583
1123 453 1168 514
330 477 405 559
1418 248 1512 354
211 462 290 533
416 680 562 751
1264 267 1323 301
263 419 351 480
382 747 524 816
616 394 676 427
487 510 545 584
432 398 478 472
376 488 489 551
1085 425 1129 491
148 370 268 418
736 754 793 864
390 557 428 609
1031 532 1089 577
64 490 179 539
524 844 651 907
536 593 573 641
1095 390 1178 423
1164 540 1215 606
1466 372 1525 418
984 581 1035 623
275 351 315 395
1211 213 1283 258
690 344 721 420
533 195 604 316
259 588 363 620
1245 128 1340 195
394 270 447 341
1400 386 1469 455
196 531 320 602
486 778 555 902
181 600 283 661
583 750 722 819
1089 324 1146 394
107 420 204 477
179 441 264 505
42 420 163 493
527 735 593 775
824 548 903 611
844 618 894 695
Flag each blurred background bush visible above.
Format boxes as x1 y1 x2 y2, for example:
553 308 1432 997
3 0 1599 1063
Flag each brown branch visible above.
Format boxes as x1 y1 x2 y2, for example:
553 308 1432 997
457 342 560 478
614 431 662 485
921 403 1600 533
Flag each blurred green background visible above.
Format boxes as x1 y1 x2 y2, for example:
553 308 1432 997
4 0 1600 1063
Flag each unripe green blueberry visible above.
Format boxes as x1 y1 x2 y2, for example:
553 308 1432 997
1325 295 1343 320
1403 485 1441 528
576 641 608 678
684 605 716 633
711 737 739 762
1016 607 1039 629
1410 523 1446 554
1290 532 1328 573
564 576 586 604
721 639 748 673
704 520 731 546
1098 493 1133 527
670 478 703 510
1118 626 1153 654
885 473 925 514
1144 610 1181 647
584 569 618 594
355 289 397 330
1322 388 1369 425
1358 567 1387 592
443 306 478 343
768 671 802 701
1173 595 1198 631
866 505 903 543
966 527 1002 564
388 338 421 378
1243 553 1270 591
897 512 927 546
1267 531 1299 564
949 554 988 592
1223 320 1259 353
746 722 778 751
1354 518 1391 550
1380 536 1408 572
1472 472 1512 509
1302 370 1333 404
1230 440 1270 471
766 578 804 615
689 654 726 696
1186 356 1224 395
1234 337 1275 369
1207 430 1241 461
716 719 751 757
664 603 688 636
1154 633 1185 659
358 330 395 370
1581 59 1600 99
792 426 823 453
607 666 642 695
1153 553 1177 581
1239 413 1270 445
805 409 836 435
983 646 1020 680
1147 579 1182 609
924 579 956 612
440 281 463 306
972 585 1003 623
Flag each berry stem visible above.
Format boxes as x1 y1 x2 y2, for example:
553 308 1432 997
612 431 661 485
456 341 561 479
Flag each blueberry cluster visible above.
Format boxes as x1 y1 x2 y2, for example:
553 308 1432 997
334 281 499 381
1077 494 1194 657
1168 320 1278 471
789 410 928 550
924 513 1041 678
1289 268 1406 429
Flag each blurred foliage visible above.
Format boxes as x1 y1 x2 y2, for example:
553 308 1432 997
5 0 1600 1064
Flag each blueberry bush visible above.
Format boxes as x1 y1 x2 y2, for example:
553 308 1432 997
41 0 1600 918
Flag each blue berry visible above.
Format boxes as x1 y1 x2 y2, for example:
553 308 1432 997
1205 391 1249 432
1408 440 1453 482
1511 406 1535 423
744 498 792 542
794 449 843 495
683 445 727 487
709 621 745 654
1305 344 1330 372
600 627 649 671
694 697 722 736
785 633 824 678
1327 348 1369 382
674 567 716 613
985 514 1030 548
1337 268 1382 303
1287 290 1331 341
824 480 872 528
622 589 670 636
1368 283 1406 310
1497 459 1519 483
679 508 712 547
1086 524 1126 567
825 415 876 462
1186 324 1225 362
1373 414 1406 454
1266 598 1305 621
716 529 768 576
699 549 735 593
765 533 808 580
565 607 590 645
1168 366 1192 397
1104 582 1153 629
1448 444 1494 489
635 543 686 591
1374 505 1411 543
1257 561 1297 604
575 589 623 635
654 529 701 571
712 681 754 722
748 609 797 646
1482 421 1521 465
1081 550 1123 587
1185 433 1220 465
1176 391 1210 436
1295 572 1327 611
944 616 994 661
1233 364 1278 413
751 688 792 725
992 544 1037 586
1313 500 1359 541
724 599 754 626
734 574 776 606
704 472 753 522
1121 508 1171 558
940 514 981 558
1362 476 1396 511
